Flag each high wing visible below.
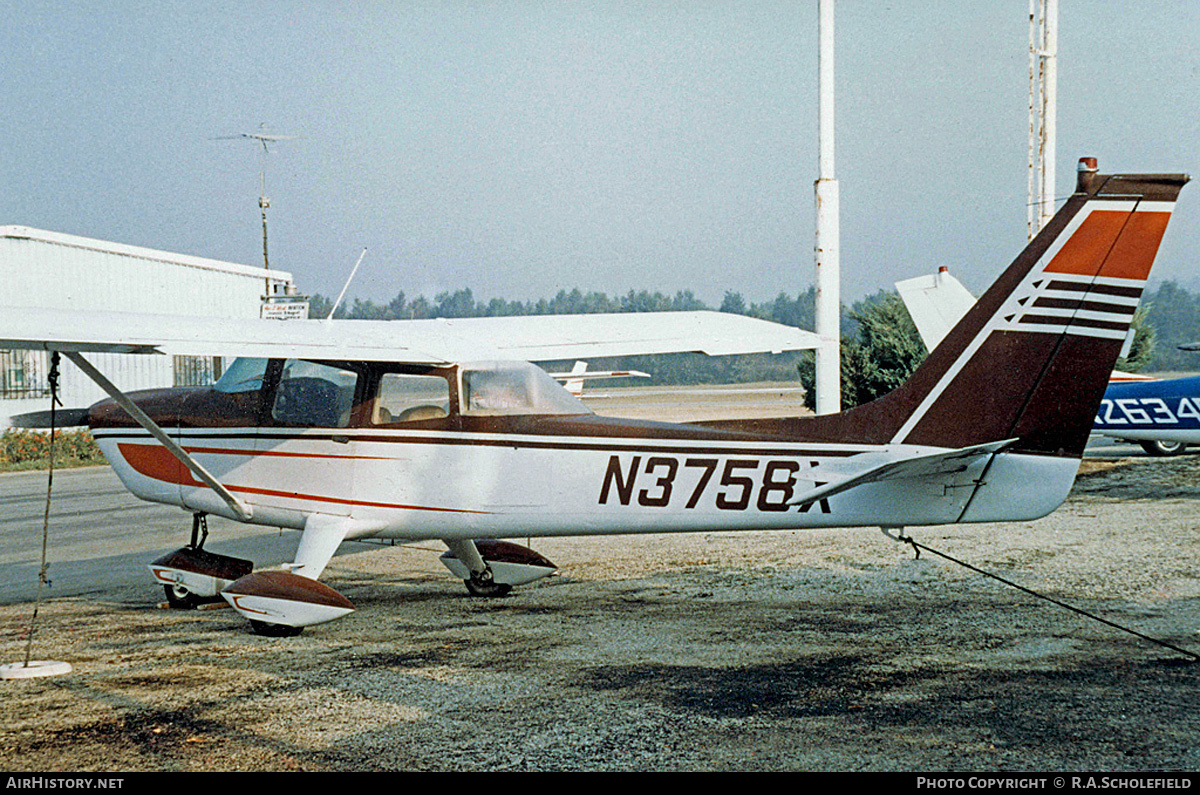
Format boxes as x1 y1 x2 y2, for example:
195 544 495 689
0 305 819 363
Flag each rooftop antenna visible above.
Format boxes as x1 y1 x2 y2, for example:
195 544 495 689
328 248 368 321
215 125 298 293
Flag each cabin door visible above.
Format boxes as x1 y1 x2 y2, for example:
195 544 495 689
250 359 362 518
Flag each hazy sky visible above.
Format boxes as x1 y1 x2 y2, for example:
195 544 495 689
3 1 1198 310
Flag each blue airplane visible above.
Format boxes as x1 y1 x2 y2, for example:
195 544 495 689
1093 373 1200 455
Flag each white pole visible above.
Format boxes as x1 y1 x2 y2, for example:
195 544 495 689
1028 0 1058 238
814 0 840 415
328 248 369 321
1039 0 1058 231
1027 0 1038 240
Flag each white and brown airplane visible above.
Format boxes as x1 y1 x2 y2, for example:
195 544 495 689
0 160 1187 636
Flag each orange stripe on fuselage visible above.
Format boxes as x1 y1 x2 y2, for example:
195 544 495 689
119 442 377 482
119 442 195 486
1044 210 1171 281
181 445 378 461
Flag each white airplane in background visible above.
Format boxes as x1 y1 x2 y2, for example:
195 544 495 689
549 361 651 398
0 159 1187 636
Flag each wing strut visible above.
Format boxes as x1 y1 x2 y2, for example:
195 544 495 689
63 352 253 522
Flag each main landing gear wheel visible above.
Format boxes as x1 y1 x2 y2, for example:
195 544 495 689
1139 440 1187 457
441 539 557 597
249 620 304 638
464 573 512 598
163 583 202 610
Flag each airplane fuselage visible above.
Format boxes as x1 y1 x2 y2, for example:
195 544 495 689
1095 375 1200 445
15 162 1181 633
89 358 1079 542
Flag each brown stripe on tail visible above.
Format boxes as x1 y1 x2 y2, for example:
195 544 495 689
899 320 1122 455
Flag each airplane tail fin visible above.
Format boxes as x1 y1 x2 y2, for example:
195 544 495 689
895 267 976 352
563 361 587 397
798 159 1188 458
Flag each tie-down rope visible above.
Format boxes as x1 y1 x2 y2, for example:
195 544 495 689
22 352 60 669
883 527 1199 662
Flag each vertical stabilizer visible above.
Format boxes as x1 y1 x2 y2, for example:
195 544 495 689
895 267 975 351
754 159 1188 459
892 160 1187 456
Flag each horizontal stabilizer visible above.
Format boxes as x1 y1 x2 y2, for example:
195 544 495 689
9 408 91 428
553 369 652 381
789 438 1016 507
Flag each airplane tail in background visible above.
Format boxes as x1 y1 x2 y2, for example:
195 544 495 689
752 159 1189 459
563 361 588 397
548 361 652 398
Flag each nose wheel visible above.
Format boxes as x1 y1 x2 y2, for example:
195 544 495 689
148 513 254 610
164 583 203 610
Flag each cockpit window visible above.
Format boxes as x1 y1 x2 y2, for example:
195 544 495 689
213 358 268 394
271 360 359 427
461 361 591 417
374 373 450 424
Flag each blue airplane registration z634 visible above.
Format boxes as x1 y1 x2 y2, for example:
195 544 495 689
1093 376 1200 456
0 159 1188 635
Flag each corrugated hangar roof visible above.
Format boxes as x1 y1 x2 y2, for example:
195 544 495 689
0 225 292 283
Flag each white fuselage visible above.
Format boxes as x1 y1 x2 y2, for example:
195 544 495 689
94 423 1081 541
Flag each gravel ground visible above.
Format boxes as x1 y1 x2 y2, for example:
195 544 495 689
0 386 1197 772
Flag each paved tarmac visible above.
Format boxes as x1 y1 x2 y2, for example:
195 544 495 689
0 466 299 604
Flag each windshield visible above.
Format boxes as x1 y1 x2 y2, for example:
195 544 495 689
461 361 591 416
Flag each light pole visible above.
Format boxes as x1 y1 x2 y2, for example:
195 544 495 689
1028 0 1058 239
814 0 840 414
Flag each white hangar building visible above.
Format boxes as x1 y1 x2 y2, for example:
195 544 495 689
0 225 301 427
